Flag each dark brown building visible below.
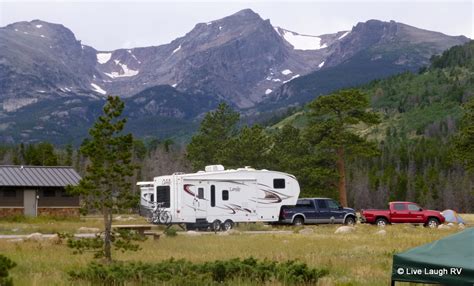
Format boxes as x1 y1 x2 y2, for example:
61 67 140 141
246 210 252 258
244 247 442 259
0 166 81 217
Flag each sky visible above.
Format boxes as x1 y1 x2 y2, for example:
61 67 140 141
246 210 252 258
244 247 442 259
0 0 472 51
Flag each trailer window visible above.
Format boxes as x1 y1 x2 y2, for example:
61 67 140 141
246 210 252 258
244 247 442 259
273 179 285 189
156 186 170 208
210 185 216 207
198 188 204 199
222 190 229 201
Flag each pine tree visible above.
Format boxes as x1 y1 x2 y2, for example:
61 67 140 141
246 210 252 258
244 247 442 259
453 98 474 171
68 96 138 263
305 89 380 206
218 125 270 169
186 102 239 170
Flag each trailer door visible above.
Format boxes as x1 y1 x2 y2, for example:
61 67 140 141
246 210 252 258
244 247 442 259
195 185 207 219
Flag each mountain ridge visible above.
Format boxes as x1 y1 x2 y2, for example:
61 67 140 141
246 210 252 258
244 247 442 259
0 9 470 144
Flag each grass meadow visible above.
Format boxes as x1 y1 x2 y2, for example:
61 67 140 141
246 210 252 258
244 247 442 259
0 215 472 285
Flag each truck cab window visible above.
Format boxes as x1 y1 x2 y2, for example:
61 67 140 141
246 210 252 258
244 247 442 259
198 188 204 199
408 204 421 211
273 179 285 189
296 200 312 208
393 203 406 211
327 200 340 210
222 190 229 201
317 199 328 210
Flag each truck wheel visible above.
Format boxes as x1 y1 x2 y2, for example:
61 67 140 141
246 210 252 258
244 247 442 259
293 216 304 226
426 218 440 228
344 216 356 225
222 220 234 231
212 220 222 232
376 217 388 227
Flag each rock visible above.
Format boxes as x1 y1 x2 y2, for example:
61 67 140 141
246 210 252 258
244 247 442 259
114 216 135 221
335 226 355 234
298 228 314 235
7 238 24 243
438 224 451 230
27 232 44 241
186 231 201 236
227 229 241 235
376 229 387 235
77 227 100 233
459 223 465 229
447 223 454 226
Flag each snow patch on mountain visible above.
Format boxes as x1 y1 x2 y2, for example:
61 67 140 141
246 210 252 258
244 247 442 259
35 25 42 28
90 83 107 95
338 31 350 39
318 61 325 68
104 62 139 78
275 27 327 50
97 52 112 64
172 45 181 54
283 74 300 84
265 89 272 95
281 69 292 75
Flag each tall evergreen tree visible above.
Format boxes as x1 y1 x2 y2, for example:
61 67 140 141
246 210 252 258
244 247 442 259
69 96 137 263
186 102 239 170
218 125 270 169
270 125 336 197
305 89 380 206
453 98 474 171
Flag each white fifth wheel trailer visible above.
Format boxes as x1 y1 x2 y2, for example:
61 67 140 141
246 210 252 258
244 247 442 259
137 165 300 230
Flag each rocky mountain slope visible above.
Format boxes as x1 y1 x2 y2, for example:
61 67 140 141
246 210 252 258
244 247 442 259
0 9 469 144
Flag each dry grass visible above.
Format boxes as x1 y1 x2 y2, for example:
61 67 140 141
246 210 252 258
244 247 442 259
0 216 470 286
0 214 150 235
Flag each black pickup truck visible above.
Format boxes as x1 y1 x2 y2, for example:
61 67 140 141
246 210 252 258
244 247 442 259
279 198 356 226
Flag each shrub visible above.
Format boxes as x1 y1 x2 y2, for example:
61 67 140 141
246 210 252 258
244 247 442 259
163 227 178 237
68 257 328 285
0 254 16 286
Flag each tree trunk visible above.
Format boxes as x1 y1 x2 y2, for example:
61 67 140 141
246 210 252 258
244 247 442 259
336 147 348 207
103 207 112 263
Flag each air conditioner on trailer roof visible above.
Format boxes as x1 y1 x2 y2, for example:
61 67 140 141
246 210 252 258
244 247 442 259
205 165 225 172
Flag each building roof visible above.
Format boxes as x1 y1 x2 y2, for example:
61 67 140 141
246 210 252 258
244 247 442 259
0 165 81 187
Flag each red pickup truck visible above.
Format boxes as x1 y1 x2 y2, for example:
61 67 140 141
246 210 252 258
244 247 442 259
360 201 445 228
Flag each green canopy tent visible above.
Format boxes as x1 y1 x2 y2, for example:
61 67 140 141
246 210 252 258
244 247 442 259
392 227 474 285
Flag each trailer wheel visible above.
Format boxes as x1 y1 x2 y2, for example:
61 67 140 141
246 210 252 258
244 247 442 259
222 220 234 231
212 220 222 232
